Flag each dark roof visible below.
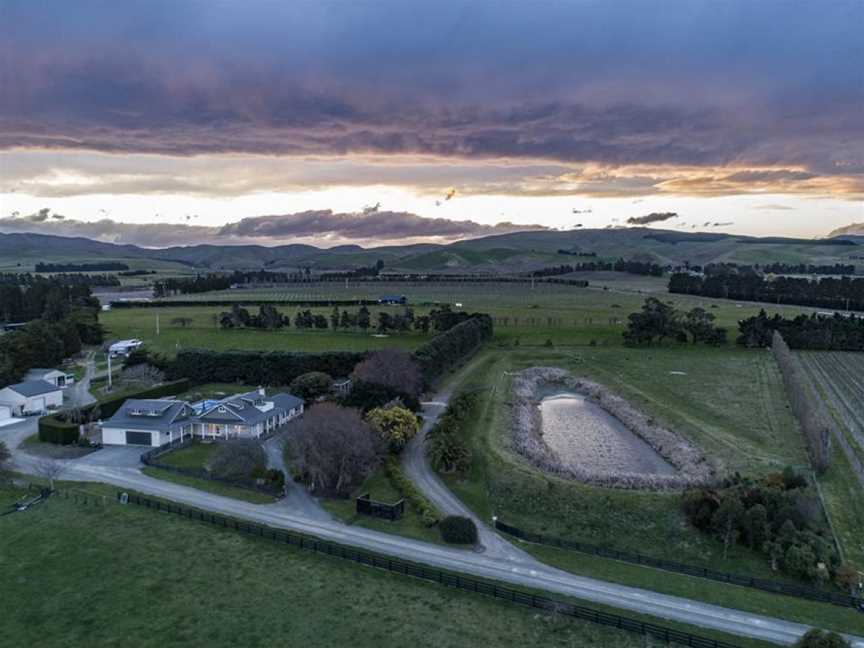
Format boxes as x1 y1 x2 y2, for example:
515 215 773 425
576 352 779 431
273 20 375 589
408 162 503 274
104 399 191 432
270 393 304 411
5 379 61 397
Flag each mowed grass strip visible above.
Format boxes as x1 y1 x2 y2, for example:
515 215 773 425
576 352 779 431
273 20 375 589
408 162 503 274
1 487 736 648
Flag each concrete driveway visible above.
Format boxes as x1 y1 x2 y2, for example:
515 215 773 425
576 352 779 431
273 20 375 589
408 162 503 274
75 446 146 468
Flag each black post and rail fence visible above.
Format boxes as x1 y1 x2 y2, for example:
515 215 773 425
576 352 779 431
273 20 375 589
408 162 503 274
118 491 742 648
494 519 864 610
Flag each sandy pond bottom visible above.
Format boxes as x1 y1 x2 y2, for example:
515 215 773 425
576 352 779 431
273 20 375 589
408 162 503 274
539 392 678 476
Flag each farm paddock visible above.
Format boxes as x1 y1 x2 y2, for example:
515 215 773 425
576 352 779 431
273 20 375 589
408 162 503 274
444 347 811 578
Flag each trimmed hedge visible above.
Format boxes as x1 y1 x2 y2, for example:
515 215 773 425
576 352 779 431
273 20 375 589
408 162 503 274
384 456 440 526
414 315 493 384
37 417 80 445
167 349 364 386
439 515 478 544
37 378 192 444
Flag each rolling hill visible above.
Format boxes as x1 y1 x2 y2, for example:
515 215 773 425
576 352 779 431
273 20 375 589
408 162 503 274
0 229 860 275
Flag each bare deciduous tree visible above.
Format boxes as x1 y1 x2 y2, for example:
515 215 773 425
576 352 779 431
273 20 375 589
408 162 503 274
33 457 65 490
352 349 422 398
119 364 165 389
284 403 383 497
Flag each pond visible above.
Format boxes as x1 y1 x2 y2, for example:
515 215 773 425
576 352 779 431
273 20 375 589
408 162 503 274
538 392 678 476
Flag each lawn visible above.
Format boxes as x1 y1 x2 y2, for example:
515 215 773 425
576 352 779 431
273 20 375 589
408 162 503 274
142 440 275 505
155 441 218 470
0 484 730 648
320 467 443 545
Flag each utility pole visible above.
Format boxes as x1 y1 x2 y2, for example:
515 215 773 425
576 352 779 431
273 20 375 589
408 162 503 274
107 352 112 391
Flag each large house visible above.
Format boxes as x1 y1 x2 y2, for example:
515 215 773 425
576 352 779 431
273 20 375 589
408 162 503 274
0 380 64 416
25 368 75 389
101 388 304 447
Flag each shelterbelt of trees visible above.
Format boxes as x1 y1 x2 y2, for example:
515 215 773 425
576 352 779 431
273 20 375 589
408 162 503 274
537 258 664 277
672 262 857 276
669 271 864 311
738 310 864 351
0 280 103 384
35 262 130 273
0 272 121 287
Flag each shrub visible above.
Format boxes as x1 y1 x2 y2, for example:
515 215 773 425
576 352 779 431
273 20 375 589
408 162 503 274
384 457 440 526
340 380 420 412
794 628 851 648
37 417 80 445
0 441 10 471
439 515 478 544
366 406 420 453
426 392 476 474
289 371 333 401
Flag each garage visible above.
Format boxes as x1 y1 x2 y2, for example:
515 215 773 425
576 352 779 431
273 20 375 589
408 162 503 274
125 431 153 446
0 405 10 421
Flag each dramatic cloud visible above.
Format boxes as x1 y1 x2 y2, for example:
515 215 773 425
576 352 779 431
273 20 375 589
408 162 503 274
827 223 864 238
755 204 796 211
0 1 861 199
626 212 679 225
0 209 548 248
217 210 548 240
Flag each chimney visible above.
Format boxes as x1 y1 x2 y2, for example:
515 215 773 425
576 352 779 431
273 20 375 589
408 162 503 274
258 386 266 397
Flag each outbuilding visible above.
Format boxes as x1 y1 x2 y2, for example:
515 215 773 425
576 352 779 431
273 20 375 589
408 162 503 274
0 380 64 416
25 368 74 389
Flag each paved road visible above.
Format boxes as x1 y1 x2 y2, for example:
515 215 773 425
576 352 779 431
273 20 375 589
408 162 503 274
4 416 862 646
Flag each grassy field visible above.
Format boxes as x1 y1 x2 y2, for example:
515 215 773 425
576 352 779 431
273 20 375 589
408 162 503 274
443 348 806 571
1 484 761 648
436 348 864 633
102 279 820 355
102 306 426 357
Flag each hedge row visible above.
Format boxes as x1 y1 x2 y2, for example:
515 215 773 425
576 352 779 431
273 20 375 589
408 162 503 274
166 350 365 386
384 456 440 526
414 315 494 384
111 299 382 309
38 417 81 445
37 379 192 444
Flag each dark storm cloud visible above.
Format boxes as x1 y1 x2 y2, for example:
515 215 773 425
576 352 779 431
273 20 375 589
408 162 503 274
626 212 679 225
217 210 548 239
0 209 548 248
0 0 861 182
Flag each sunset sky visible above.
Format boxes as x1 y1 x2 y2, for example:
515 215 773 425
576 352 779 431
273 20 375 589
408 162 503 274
0 0 862 248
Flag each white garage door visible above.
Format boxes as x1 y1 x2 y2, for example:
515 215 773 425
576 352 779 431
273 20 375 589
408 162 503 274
0 405 10 420
31 397 46 412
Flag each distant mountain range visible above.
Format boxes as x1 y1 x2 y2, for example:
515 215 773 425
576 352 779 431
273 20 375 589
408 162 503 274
1 229 862 274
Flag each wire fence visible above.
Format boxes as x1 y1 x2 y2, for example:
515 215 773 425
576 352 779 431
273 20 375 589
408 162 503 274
119 491 742 648
494 519 863 610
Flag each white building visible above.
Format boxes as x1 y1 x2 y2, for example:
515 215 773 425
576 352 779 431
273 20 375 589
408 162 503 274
101 389 304 447
0 380 64 416
24 368 74 389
